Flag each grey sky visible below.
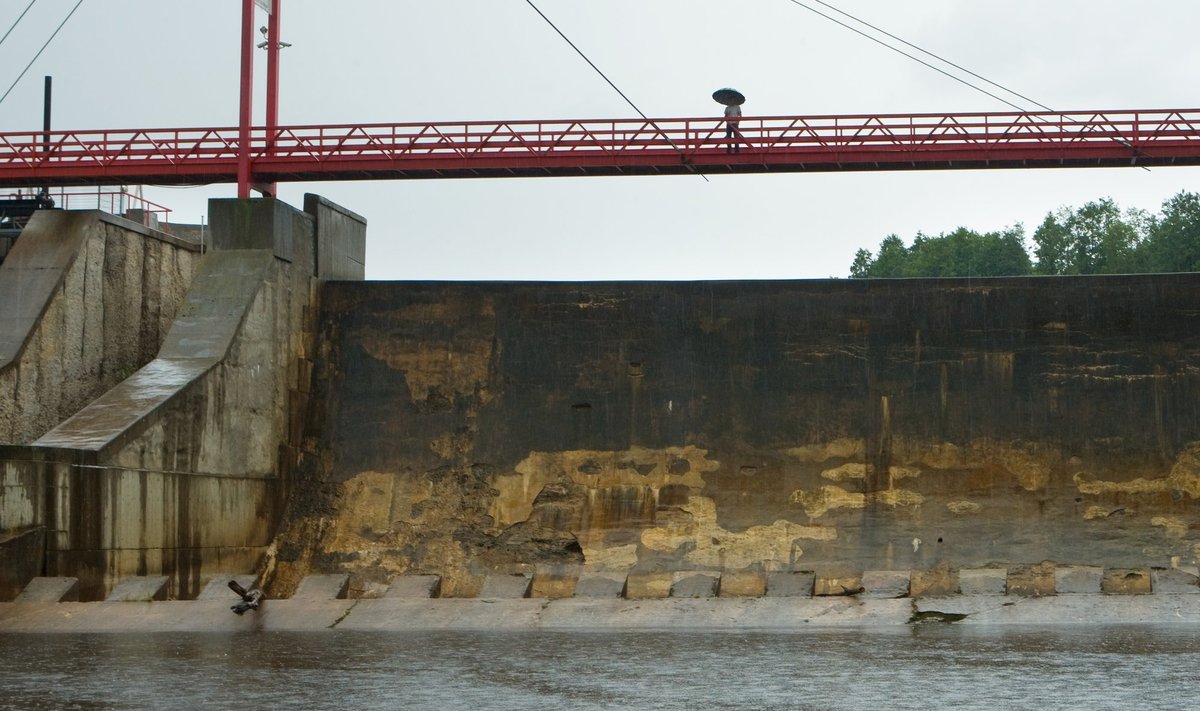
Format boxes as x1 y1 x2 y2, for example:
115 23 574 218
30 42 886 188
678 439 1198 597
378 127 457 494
2 0 1198 280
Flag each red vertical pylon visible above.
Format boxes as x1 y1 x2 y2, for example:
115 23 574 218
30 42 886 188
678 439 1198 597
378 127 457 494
263 0 281 197
237 0 255 198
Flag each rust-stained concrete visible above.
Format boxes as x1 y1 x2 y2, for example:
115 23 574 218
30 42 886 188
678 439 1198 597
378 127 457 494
266 275 1200 598
0 196 366 601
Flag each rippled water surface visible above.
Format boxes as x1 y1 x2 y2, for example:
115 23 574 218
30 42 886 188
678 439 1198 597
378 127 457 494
1 626 1197 710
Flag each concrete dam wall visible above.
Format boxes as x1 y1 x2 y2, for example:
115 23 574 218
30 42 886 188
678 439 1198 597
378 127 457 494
3 197 1196 607
0 197 366 601
269 276 1200 598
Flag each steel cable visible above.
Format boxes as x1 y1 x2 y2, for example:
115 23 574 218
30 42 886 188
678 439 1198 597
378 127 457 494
0 0 85 108
522 0 708 181
784 0 1149 167
0 0 39 51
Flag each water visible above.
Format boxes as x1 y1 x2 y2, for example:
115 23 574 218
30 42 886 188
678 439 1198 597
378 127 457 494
0 627 1197 710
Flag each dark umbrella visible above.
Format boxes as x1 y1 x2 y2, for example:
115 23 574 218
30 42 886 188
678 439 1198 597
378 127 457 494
712 88 745 106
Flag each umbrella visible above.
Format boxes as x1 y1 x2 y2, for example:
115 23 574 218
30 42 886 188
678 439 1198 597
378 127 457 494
712 88 745 106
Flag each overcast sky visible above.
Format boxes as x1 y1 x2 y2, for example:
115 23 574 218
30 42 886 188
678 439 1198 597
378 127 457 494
2 0 1199 280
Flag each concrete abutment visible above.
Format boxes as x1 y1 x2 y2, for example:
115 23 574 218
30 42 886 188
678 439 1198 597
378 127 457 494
0 196 365 601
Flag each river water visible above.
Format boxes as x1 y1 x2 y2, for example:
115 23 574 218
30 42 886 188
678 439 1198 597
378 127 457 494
0 626 1197 710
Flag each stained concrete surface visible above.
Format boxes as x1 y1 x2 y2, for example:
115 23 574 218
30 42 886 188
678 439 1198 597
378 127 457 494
270 275 1200 601
14 577 79 603
7 595 1198 633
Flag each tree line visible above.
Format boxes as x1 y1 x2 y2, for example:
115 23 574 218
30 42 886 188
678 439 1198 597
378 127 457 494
848 191 1200 278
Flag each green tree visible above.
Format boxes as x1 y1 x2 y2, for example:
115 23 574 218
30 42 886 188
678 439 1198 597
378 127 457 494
869 234 909 277
849 193 1200 278
849 248 873 278
1032 213 1070 275
1033 198 1148 275
1145 191 1200 272
848 226 1031 278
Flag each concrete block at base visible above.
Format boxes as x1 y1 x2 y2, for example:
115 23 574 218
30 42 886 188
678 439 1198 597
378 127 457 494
1151 567 1200 594
671 573 719 598
478 573 532 599
530 566 579 599
910 564 958 598
1008 562 1056 597
814 574 863 597
106 576 169 602
861 570 910 598
959 568 1007 595
292 574 350 601
0 527 45 602
198 575 258 601
385 575 441 598
624 572 674 599
1102 568 1152 595
766 571 815 597
207 198 295 260
573 573 626 598
1055 566 1103 594
15 577 79 602
719 571 767 598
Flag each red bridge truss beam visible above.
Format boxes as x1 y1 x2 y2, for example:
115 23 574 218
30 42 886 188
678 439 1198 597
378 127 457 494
2 109 1200 188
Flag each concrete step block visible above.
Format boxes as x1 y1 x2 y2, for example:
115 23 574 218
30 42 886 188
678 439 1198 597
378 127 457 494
478 573 532 599
910 564 958 598
861 570 910 598
814 574 863 597
106 576 169 602
959 568 1007 595
1007 562 1056 597
718 570 767 597
198 575 258 601
1055 565 1103 594
385 575 442 598
1102 568 1152 595
15 577 79 603
292 574 350 601
573 573 626 598
530 565 580 599
1151 567 1200 594
671 572 719 598
624 572 674 599
766 571 815 597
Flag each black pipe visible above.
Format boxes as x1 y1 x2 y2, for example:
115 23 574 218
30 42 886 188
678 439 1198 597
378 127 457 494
41 76 51 204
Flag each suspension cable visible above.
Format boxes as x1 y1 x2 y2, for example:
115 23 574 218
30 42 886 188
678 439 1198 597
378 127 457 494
0 0 39 51
784 0 1028 112
806 0 1055 113
0 0 85 109
522 0 708 180
784 0 1149 167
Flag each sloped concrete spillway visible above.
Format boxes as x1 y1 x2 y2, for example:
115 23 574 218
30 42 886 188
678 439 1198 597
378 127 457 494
268 276 1200 598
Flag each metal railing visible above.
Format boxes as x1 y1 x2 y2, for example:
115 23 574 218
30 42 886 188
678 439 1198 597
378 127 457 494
3 187 172 225
1 109 1199 185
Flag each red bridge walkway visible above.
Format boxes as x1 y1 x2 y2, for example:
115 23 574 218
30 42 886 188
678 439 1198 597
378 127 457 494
2 109 1200 188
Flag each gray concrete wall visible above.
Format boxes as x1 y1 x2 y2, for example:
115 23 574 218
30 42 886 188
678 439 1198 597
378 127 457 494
0 451 275 601
304 194 366 281
0 197 358 602
269 276 1200 598
0 211 200 445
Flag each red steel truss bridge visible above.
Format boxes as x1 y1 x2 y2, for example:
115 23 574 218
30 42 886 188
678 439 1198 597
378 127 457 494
2 108 1200 188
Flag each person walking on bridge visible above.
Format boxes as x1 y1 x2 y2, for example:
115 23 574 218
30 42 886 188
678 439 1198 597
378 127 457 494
713 87 745 154
724 102 742 153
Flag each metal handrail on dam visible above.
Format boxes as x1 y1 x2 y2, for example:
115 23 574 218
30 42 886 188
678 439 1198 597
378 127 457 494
2 108 1200 187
